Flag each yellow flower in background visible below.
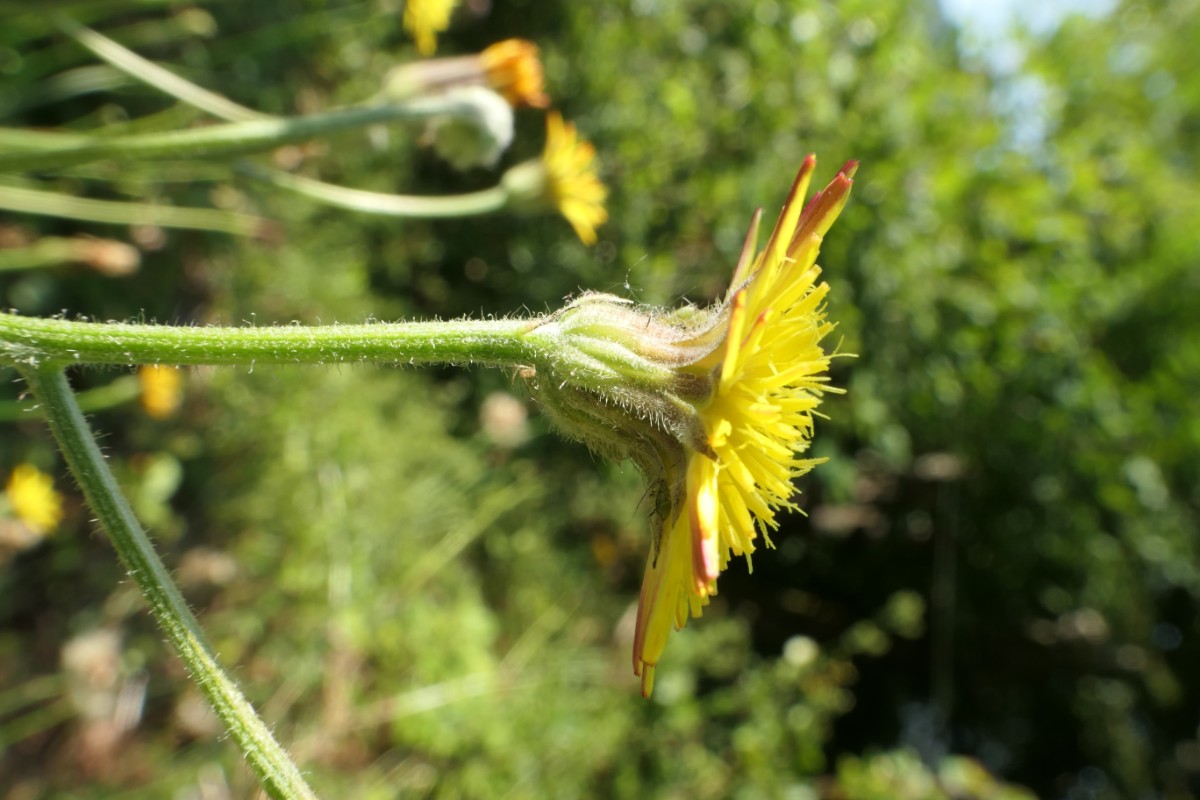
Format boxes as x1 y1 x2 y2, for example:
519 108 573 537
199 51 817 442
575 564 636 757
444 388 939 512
479 39 550 109
403 0 459 56
500 112 608 244
632 156 857 696
139 365 184 419
5 464 64 535
540 112 608 245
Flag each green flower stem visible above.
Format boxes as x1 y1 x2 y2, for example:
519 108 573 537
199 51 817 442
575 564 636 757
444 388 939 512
0 95 475 174
0 312 544 370
19 365 318 800
0 183 273 237
240 164 510 217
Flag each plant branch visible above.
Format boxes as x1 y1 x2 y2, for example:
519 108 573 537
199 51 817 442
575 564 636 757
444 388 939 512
19 365 318 800
0 312 545 370
0 95 478 173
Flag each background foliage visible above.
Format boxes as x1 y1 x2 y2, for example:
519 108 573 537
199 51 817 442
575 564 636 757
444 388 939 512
2 0 1198 797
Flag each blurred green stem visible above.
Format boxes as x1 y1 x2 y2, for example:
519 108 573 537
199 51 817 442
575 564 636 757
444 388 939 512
0 237 91 272
0 697 75 751
0 312 543 369
0 128 90 152
18 365 319 800
240 164 510 217
0 94 476 173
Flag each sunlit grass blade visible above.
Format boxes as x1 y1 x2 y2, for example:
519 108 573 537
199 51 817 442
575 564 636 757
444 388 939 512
54 14 269 123
0 183 275 237
0 65 132 119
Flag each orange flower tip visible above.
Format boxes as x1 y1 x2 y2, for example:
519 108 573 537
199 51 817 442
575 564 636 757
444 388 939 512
480 38 550 109
792 171 855 245
788 156 818 200
838 159 860 180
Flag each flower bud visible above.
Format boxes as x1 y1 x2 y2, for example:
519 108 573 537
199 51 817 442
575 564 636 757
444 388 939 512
520 291 729 545
422 86 514 170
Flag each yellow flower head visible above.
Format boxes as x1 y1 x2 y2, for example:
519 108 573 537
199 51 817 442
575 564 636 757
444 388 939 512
632 156 857 696
480 39 549 109
541 112 608 244
5 463 64 535
139 364 184 419
501 113 608 244
403 0 459 56
517 157 855 696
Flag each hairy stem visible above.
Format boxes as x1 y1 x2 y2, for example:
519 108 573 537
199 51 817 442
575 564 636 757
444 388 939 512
20 365 318 800
0 312 545 369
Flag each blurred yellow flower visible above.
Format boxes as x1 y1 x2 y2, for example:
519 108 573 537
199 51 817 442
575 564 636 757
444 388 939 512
381 38 548 109
139 365 183 419
479 39 550 109
5 463 64 535
500 113 607 244
541 112 608 245
632 156 857 696
403 0 459 56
